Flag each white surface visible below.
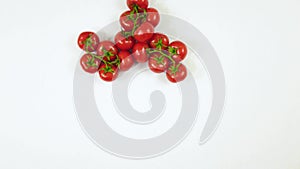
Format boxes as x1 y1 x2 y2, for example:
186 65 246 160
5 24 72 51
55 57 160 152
0 0 300 168
93 48 211 140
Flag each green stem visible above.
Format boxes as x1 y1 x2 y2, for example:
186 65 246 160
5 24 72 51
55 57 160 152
147 49 176 65
83 35 94 51
126 6 147 36
86 52 119 68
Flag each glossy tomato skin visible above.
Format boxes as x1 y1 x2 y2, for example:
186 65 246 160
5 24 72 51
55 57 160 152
134 22 154 42
80 54 101 74
148 53 169 73
114 32 135 51
127 0 148 11
146 8 160 27
169 41 188 62
120 11 135 31
118 51 135 71
96 41 118 61
149 33 169 50
132 42 149 63
77 32 100 52
99 65 119 82
166 64 188 83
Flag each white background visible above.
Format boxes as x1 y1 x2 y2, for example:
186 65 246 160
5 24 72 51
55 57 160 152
0 0 300 168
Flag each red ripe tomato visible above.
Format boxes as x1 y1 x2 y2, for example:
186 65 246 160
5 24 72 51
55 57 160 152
146 8 160 27
77 32 99 52
80 54 101 74
132 42 149 63
148 53 169 73
114 32 135 51
134 22 154 42
96 41 118 61
127 0 148 11
149 33 169 50
99 65 119 82
169 41 188 63
120 11 135 31
166 63 188 83
118 51 135 71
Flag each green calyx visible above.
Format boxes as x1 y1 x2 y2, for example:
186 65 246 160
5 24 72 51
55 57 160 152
86 56 98 68
83 34 95 51
155 39 167 50
99 57 120 73
101 65 115 73
102 49 114 57
168 46 177 55
99 49 114 61
154 56 165 65
169 64 181 75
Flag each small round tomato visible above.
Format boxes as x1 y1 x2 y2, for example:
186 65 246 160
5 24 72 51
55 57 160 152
166 63 187 83
169 41 188 63
134 22 154 42
148 53 169 73
114 32 135 51
80 54 101 74
99 65 119 82
118 51 135 71
149 33 169 50
127 0 148 11
96 41 118 61
120 11 135 31
146 8 160 27
77 32 100 52
132 42 149 63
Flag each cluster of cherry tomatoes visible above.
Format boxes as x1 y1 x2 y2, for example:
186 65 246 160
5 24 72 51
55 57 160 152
77 0 188 83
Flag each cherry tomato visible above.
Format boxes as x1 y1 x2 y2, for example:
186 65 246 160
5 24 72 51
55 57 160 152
148 53 169 73
120 11 135 31
132 42 149 63
166 63 187 83
114 31 135 51
146 8 160 27
96 41 118 61
99 64 119 82
77 32 99 52
149 33 169 50
169 41 188 63
127 0 148 11
80 54 101 74
134 22 154 42
118 51 135 71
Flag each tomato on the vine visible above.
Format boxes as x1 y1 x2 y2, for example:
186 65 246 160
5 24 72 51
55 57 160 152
80 54 101 74
99 65 119 82
114 31 135 50
96 41 118 62
148 53 169 73
169 41 188 63
134 22 154 42
166 63 187 83
118 51 135 71
146 8 160 27
77 32 99 52
132 42 149 63
127 0 148 11
120 11 136 31
77 0 189 83
149 33 169 50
